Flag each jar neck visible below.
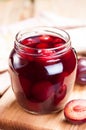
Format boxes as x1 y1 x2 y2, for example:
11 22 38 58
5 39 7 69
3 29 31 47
14 27 71 57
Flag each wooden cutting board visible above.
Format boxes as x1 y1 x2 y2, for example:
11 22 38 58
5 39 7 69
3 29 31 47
0 84 86 130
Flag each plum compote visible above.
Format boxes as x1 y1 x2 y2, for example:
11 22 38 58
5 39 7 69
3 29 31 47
9 27 77 114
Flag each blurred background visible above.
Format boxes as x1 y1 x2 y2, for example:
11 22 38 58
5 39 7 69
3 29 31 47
0 0 86 56
0 0 86 25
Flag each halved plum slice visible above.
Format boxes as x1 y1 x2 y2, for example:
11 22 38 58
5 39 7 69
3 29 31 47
19 76 31 98
18 49 34 61
31 81 54 102
21 38 33 46
20 37 40 48
64 99 86 124
40 35 53 43
54 84 67 105
35 48 56 65
53 37 65 44
36 43 49 49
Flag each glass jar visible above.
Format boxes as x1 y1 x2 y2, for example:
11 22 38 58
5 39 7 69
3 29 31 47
9 26 77 114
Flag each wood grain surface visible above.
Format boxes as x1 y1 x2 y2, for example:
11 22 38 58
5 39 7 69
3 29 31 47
0 83 86 130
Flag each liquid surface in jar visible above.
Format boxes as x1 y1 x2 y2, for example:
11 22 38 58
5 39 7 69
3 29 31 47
20 34 66 49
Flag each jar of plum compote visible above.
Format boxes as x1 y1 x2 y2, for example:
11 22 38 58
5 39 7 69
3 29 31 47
9 26 77 114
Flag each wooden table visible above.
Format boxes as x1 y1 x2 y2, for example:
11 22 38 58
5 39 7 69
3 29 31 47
0 84 86 130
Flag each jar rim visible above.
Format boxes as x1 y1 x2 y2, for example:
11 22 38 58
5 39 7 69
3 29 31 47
15 26 71 56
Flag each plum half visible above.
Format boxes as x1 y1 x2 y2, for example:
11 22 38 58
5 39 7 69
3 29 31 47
64 99 86 124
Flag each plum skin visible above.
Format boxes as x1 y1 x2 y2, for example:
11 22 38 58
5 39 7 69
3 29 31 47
76 57 86 85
